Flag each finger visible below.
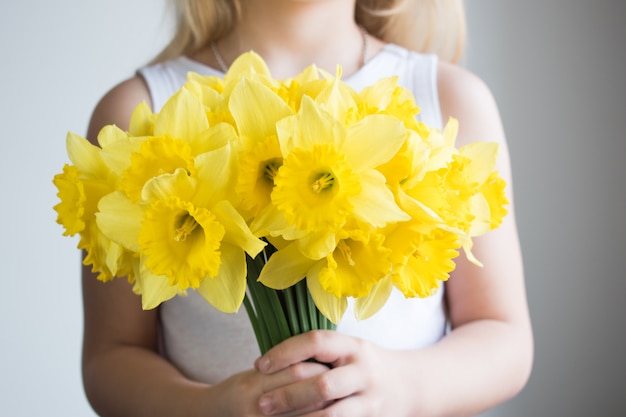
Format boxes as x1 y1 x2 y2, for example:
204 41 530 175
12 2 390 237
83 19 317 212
256 330 359 374
303 395 372 417
258 365 365 415
264 399 329 417
260 361 329 394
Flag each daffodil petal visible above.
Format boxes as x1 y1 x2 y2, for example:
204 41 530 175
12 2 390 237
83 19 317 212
192 122 237 155
395 187 442 223
480 172 509 230
291 64 321 86
141 168 195 203
359 76 397 109
194 144 236 205
314 71 358 122
100 136 145 176
469 193 491 237
229 78 293 143
350 171 410 227
66 132 108 178
97 124 129 148
354 275 393 320
265 235 290 251
104 240 125 278
197 243 246 313
129 101 156 137
154 88 209 141
462 239 483 268
258 243 315 289
277 96 344 156
460 142 499 185
441 117 459 147
211 200 266 258
96 191 143 252
421 123 459 172
344 115 406 171
226 51 271 81
307 264 347 324
53 164 86 236
297 230 337 260
250 205 304 239
138 262 180 310
183 77 223 110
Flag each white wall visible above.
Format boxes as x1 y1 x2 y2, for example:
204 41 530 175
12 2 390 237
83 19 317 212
0 1 171 415
465 1 626 416
1 1 624 416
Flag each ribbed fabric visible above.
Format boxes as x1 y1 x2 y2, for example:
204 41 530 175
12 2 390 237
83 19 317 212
138 44 446 383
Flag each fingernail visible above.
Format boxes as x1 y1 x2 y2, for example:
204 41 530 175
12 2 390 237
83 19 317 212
258 396 274 414
256 356 270 372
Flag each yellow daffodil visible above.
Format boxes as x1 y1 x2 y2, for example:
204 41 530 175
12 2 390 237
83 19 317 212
379 118 458 200
53 164 86 237
183 51 277 128
457 142 504 233
184 74 237 128
385 223 459 298
275 65 322 112
253 96 409 260
319 230 390 298
229 78 294 217
377 129 430 191
121 136 195 202
258 226 392 323
358 76 422 130
97 143 266 312
153 88 210 154
454 142 508 262
53 132 135 282
382 161 462 298
236 138 283 218
312 67 360 126
114 87 238 201
481 171 509 230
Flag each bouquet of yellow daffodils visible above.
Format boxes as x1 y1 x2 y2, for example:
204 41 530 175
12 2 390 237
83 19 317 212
53 52 508 353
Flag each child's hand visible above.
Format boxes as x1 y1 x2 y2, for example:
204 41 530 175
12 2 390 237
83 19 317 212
253 330 412 417
213 360 331 417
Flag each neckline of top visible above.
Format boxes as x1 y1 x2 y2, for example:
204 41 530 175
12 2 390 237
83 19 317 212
177 43 402 84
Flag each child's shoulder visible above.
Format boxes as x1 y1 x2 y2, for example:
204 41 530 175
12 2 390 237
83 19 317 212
87 76 151 142
436 61 502 144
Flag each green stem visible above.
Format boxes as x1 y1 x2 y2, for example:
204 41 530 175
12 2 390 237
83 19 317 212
245 253 293 353
307 283 319 330
295 280 311 333
246 258 282 349
242 293 269 354
318 308 329 331
242 244 336 355
282 286 301 335
263 284 293 345
244 259 273 354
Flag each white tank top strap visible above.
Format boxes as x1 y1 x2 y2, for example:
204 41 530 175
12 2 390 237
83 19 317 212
138 57 222 112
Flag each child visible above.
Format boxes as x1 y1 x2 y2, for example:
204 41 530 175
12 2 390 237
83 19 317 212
81 0 533 415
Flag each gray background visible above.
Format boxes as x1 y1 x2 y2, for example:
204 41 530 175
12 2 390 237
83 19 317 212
1 1 624 415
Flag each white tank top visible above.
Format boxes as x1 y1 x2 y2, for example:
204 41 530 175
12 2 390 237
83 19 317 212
138 44 447 384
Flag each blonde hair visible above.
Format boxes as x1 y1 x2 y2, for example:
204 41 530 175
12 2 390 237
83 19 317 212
153 0 466 64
